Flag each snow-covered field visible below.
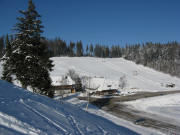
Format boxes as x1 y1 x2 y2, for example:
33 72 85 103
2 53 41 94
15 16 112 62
51 57 180 92
124 93 180 125
0 80 164 135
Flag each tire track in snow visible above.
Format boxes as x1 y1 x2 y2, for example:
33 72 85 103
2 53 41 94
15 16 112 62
21 101 69 135
0 111 43 135
67 115 84 135
33 101 66 118
97 125 108 135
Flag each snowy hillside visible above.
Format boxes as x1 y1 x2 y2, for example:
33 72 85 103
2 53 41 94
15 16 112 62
51 57 180 92
0 80 140 135
0 80 165 135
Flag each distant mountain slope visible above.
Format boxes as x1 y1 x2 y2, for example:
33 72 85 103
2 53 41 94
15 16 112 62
51 57 180 92
0 80 141 135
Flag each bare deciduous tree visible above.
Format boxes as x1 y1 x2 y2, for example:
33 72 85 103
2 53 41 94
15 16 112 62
66 69 79 82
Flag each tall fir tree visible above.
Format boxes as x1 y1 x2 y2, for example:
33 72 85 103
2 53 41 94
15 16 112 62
76 41 83 56
89 44 93 56
86 45 89 56
69 41 75 57
8 0 54 97
105 46 109 57
1 35 13 82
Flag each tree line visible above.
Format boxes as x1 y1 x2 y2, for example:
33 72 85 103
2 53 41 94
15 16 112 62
41 38 123 58
1 34 180 77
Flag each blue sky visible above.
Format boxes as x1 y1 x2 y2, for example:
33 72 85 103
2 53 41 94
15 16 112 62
0 0 179 46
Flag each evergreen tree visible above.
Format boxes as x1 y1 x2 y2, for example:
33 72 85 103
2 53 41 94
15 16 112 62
94 44 100 57
1 35 12 82
105 46 110 57
89 44 93 56
9 0 54 97
69 41 75 57
86 45 89 56
76 41 83 56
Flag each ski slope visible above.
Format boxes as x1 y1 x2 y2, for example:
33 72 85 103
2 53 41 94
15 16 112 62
51 57 180 92
0 80 164 135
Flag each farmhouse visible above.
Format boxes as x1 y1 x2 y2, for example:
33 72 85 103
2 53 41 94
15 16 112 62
92 89 118 96
51 84 82 95
51 85 75 95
